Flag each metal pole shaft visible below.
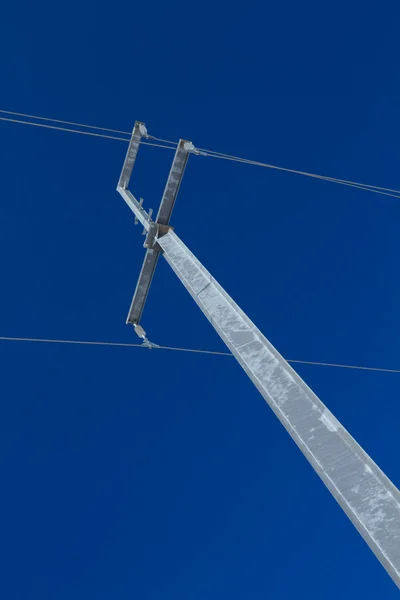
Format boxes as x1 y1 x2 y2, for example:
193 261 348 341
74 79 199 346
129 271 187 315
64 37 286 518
157 229 400 589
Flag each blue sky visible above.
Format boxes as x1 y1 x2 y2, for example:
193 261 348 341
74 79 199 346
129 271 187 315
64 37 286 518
1 2 400 598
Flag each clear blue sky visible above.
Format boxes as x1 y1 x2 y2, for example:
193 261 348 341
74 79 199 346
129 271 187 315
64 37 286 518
1 2 399 598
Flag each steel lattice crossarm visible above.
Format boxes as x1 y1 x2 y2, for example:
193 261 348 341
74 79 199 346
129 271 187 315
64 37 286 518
116 121 196 342
116 121 400 589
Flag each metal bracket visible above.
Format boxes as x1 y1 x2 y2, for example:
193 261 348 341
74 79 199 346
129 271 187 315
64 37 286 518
143 223 158 249
183 141 200 155
144 223 174 251
119 134 193 330
141 339 160 350
133 324 160 349
134 198 144 225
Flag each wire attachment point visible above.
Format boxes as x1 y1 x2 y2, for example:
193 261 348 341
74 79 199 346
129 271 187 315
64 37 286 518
141 339 160 350
134 324 160 349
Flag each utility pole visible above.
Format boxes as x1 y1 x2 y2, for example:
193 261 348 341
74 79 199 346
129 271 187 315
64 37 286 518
117 121 400 589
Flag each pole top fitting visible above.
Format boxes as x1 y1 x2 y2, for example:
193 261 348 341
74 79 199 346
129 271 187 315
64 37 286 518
183 141 200 155
134 324 147 339
133 323 160 349
135 121 148 138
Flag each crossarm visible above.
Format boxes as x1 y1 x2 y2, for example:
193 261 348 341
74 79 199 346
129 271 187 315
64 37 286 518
126 248 160 326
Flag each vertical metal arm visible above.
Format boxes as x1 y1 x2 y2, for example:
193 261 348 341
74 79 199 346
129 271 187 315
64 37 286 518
123 139 193 329
118 121 147 190
126 248 160 326
157 229 400 590
156 139 192 226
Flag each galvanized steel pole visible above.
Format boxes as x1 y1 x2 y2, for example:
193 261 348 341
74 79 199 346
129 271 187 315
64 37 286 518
156 228 400 589
117 121 400 589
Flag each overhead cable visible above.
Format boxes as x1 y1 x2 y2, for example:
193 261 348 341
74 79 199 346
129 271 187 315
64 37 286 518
198 149 400 199
1 336 400 374
0 116 176 150
0 108 132 136
1 110 400 199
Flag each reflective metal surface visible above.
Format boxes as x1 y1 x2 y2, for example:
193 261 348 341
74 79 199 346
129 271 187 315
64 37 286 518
117 188 151 232
156 139 191 226
126 248 160 326
118 121 147 189
118 136 191 328
157 229 400 590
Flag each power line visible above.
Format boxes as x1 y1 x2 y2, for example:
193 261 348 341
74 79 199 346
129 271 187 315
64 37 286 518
198 149 400 199
0 336 144 348
1 110 400 199
0 116 177 150
1 335 400 374
156 344 232 356
148 134 179 146
152 133 400 196
151 135 400 197
0 115 130 142
0 109 133 136
0 335 232 355
287 359 400 374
